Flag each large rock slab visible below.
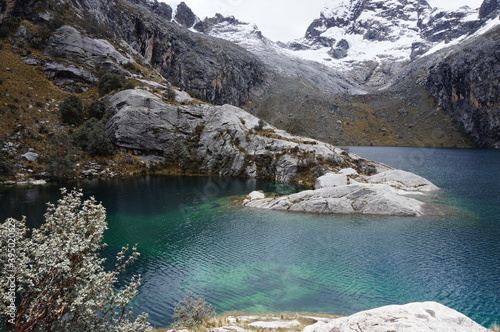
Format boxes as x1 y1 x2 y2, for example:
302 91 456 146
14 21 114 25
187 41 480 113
43 25 134 77
105 89 379 182
303 302 489 332
315 173 348 189
244 183 425 216
248 320 301 329
244 167 439 216
367 169 439 191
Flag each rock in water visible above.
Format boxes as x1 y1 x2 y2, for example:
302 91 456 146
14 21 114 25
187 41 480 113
303 302 489 332
244 168 439 216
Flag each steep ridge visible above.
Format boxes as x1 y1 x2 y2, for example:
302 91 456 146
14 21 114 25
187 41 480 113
427 25 500 148
45 0 267 106
198 0 499 148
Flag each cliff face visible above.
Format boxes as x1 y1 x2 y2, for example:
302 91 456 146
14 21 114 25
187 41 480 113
35 0 267 106
427 26 500 148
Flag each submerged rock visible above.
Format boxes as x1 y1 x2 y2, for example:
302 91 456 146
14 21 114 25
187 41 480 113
303 302 489 332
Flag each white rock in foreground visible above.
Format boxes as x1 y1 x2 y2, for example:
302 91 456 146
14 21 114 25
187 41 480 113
303 302 489 332
249 320 301 329
245 183 424 216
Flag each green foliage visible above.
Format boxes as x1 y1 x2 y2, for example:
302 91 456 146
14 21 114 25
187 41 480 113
0 189 151 331
172 292 215 329
98 72 124 96
43 134 77 181
73 118 115 157
87 99 107 120
0 148 13 181
186 89 204 101
44 153 76 181
164 87 176 101
254 119 265 131
0 25 8 38
60 95 84 126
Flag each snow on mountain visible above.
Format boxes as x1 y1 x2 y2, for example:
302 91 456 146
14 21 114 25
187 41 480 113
189 0 498 87
194 14 276 53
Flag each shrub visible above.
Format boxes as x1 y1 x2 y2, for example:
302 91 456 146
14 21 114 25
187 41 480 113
60 95 84 126
164 86 176 101
98 72 124 96
73 118 115 157
44 153 76 181
0 189 151 331
254 119 265 131
172 292 215 328
0 25 9 38
0 149 13 181
87 98 107 120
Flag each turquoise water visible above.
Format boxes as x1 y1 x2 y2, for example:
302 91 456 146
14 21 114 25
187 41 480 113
1 147 499 328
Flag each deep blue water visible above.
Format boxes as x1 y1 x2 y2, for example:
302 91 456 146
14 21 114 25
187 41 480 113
1 147 499 328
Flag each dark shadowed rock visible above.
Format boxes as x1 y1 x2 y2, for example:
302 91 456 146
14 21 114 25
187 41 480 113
427 25 500 148
174 2 197 28
328 39 349 59
479 0 499 19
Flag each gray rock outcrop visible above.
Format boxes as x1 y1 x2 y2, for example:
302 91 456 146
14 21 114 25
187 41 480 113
303 302 489 332
21 151 39 162
174 2 198 28
72 0 266 106
244 168 438 216
44 25 133 67
105 89 378 182
427 24 500 148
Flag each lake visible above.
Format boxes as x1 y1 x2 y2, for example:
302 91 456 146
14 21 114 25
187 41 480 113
1 147 499 328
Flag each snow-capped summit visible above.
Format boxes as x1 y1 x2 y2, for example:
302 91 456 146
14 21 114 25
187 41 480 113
276 0 498 81
305 0 431 45
190 0 498 88
194 14 277 53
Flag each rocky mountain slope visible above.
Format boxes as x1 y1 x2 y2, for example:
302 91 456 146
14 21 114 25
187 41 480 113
196 0 499 148
0 0 498 184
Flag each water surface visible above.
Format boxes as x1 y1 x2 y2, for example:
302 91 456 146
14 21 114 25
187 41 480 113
1 147 499 328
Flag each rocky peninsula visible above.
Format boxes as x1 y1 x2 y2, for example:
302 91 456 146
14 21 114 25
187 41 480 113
104 88 439 216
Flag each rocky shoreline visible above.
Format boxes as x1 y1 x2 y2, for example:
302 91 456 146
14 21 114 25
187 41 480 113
162 302 490 332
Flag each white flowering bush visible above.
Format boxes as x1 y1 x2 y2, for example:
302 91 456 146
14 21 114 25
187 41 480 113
0 189 151 331
172 292 215 329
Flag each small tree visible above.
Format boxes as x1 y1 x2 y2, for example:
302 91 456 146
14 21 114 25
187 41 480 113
60 95 84 126
172 292 215 329
0 189 151 331
98 72 124 96
44 134 78 182
73 118 115 157
0 148 13 181
253 119 265 131
87 99 107 120
45 153 76 181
